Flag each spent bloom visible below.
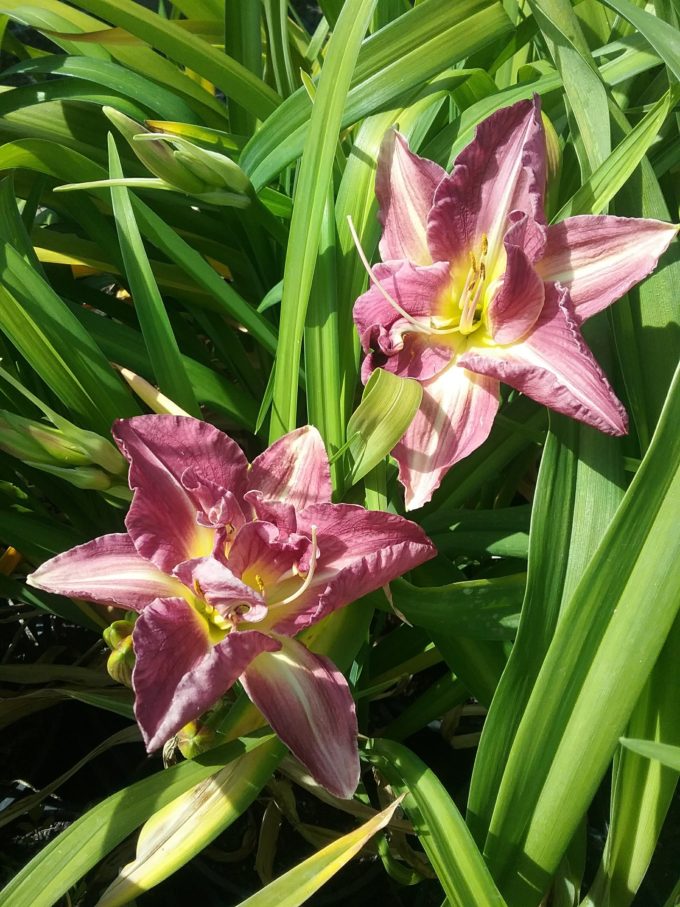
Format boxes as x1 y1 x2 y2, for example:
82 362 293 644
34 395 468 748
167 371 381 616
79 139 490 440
28 416 435 798
353 96 678 509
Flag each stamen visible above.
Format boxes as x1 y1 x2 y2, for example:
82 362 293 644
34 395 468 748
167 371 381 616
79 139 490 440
279 525 319 606
347 216 429 333
254 573 265 594
347 215 460 337
460 263 486 335
193 578 203 597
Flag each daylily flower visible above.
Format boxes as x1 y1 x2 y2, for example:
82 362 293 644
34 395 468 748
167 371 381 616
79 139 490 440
27 416 434 798
353 96 678 509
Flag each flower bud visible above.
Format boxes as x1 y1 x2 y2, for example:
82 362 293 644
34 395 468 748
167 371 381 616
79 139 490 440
176 719 218 759
104 107 252 206
104 618 136 688
541 110 562 188
103 107 206 194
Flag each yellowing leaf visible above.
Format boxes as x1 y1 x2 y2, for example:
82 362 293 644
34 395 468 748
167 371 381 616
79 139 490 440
236 797 404 907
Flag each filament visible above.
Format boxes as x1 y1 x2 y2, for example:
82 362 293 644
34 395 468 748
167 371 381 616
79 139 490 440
279 525 319 606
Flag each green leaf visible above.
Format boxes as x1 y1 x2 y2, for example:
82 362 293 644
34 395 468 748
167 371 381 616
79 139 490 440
364 739 507 907
67 0 281 118
483 362 680 906
234 798 404 907
0 733 275 907
0 244 138 433
599 0 680 81
96 738 284 907
619 738 680 772
130 197 279 356
392 574 525 641
269 0 379 440
555 86 680 220
71 302 258 428
242 0 512 188
527 0 609 175
346 369 422 485
3 55 199 120
107 133 200 416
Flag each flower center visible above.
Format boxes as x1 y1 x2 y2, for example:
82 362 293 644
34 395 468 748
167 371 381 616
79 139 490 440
456 235 489 335
192 580 232 643
347 216 501 346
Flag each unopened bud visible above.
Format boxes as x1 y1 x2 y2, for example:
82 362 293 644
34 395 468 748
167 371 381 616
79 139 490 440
103 107 207 194
176 720 218 759
541 111 562 188
104 618 136 687
25 462 116 491
0 409 125 477
113 365 190 416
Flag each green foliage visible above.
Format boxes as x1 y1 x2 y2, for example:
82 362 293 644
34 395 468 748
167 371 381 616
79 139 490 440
0 1 678 906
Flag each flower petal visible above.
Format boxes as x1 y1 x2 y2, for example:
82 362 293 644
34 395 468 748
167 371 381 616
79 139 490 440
113 416 249 571
244 491 298 537
173 557 268 622
376 129 446 265
272 503 436 634
26 533 182 610
536 215 678 322
132 596 278 751
227 521 313 600
460 283 628 435
487 229 545 344
114 415 249 497
353 259 454 380
241 635 359 798
247 426 331 511
392 364 500 510
428 97 546 263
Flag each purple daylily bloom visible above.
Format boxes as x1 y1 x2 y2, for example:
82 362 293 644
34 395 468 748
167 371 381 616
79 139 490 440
28 416 435 798
353 96 678 510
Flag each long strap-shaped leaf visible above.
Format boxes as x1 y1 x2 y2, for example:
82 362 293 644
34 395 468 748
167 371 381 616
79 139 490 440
108 134 200 416
0 733 275 907
242 0 512 188
269 0 378 440
484 361 680 906
96 739 284 907
234 797 404 907
68 0 281 118
365 739 506 907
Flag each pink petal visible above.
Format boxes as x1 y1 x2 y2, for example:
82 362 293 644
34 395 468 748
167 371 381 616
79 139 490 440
460 283 628 435
172 557 268 622
376 129 446 265
113 416 248 571
487 224 545 344
271 503 436 634
132 596 278 751
241 635 359 798
353 259 454 381
392 364 500 510
428 97 546 264
369 332 453 383
244 490 298 537
247 426 331 511
536 215 678 322
26 533 182 610
114 415 249 498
